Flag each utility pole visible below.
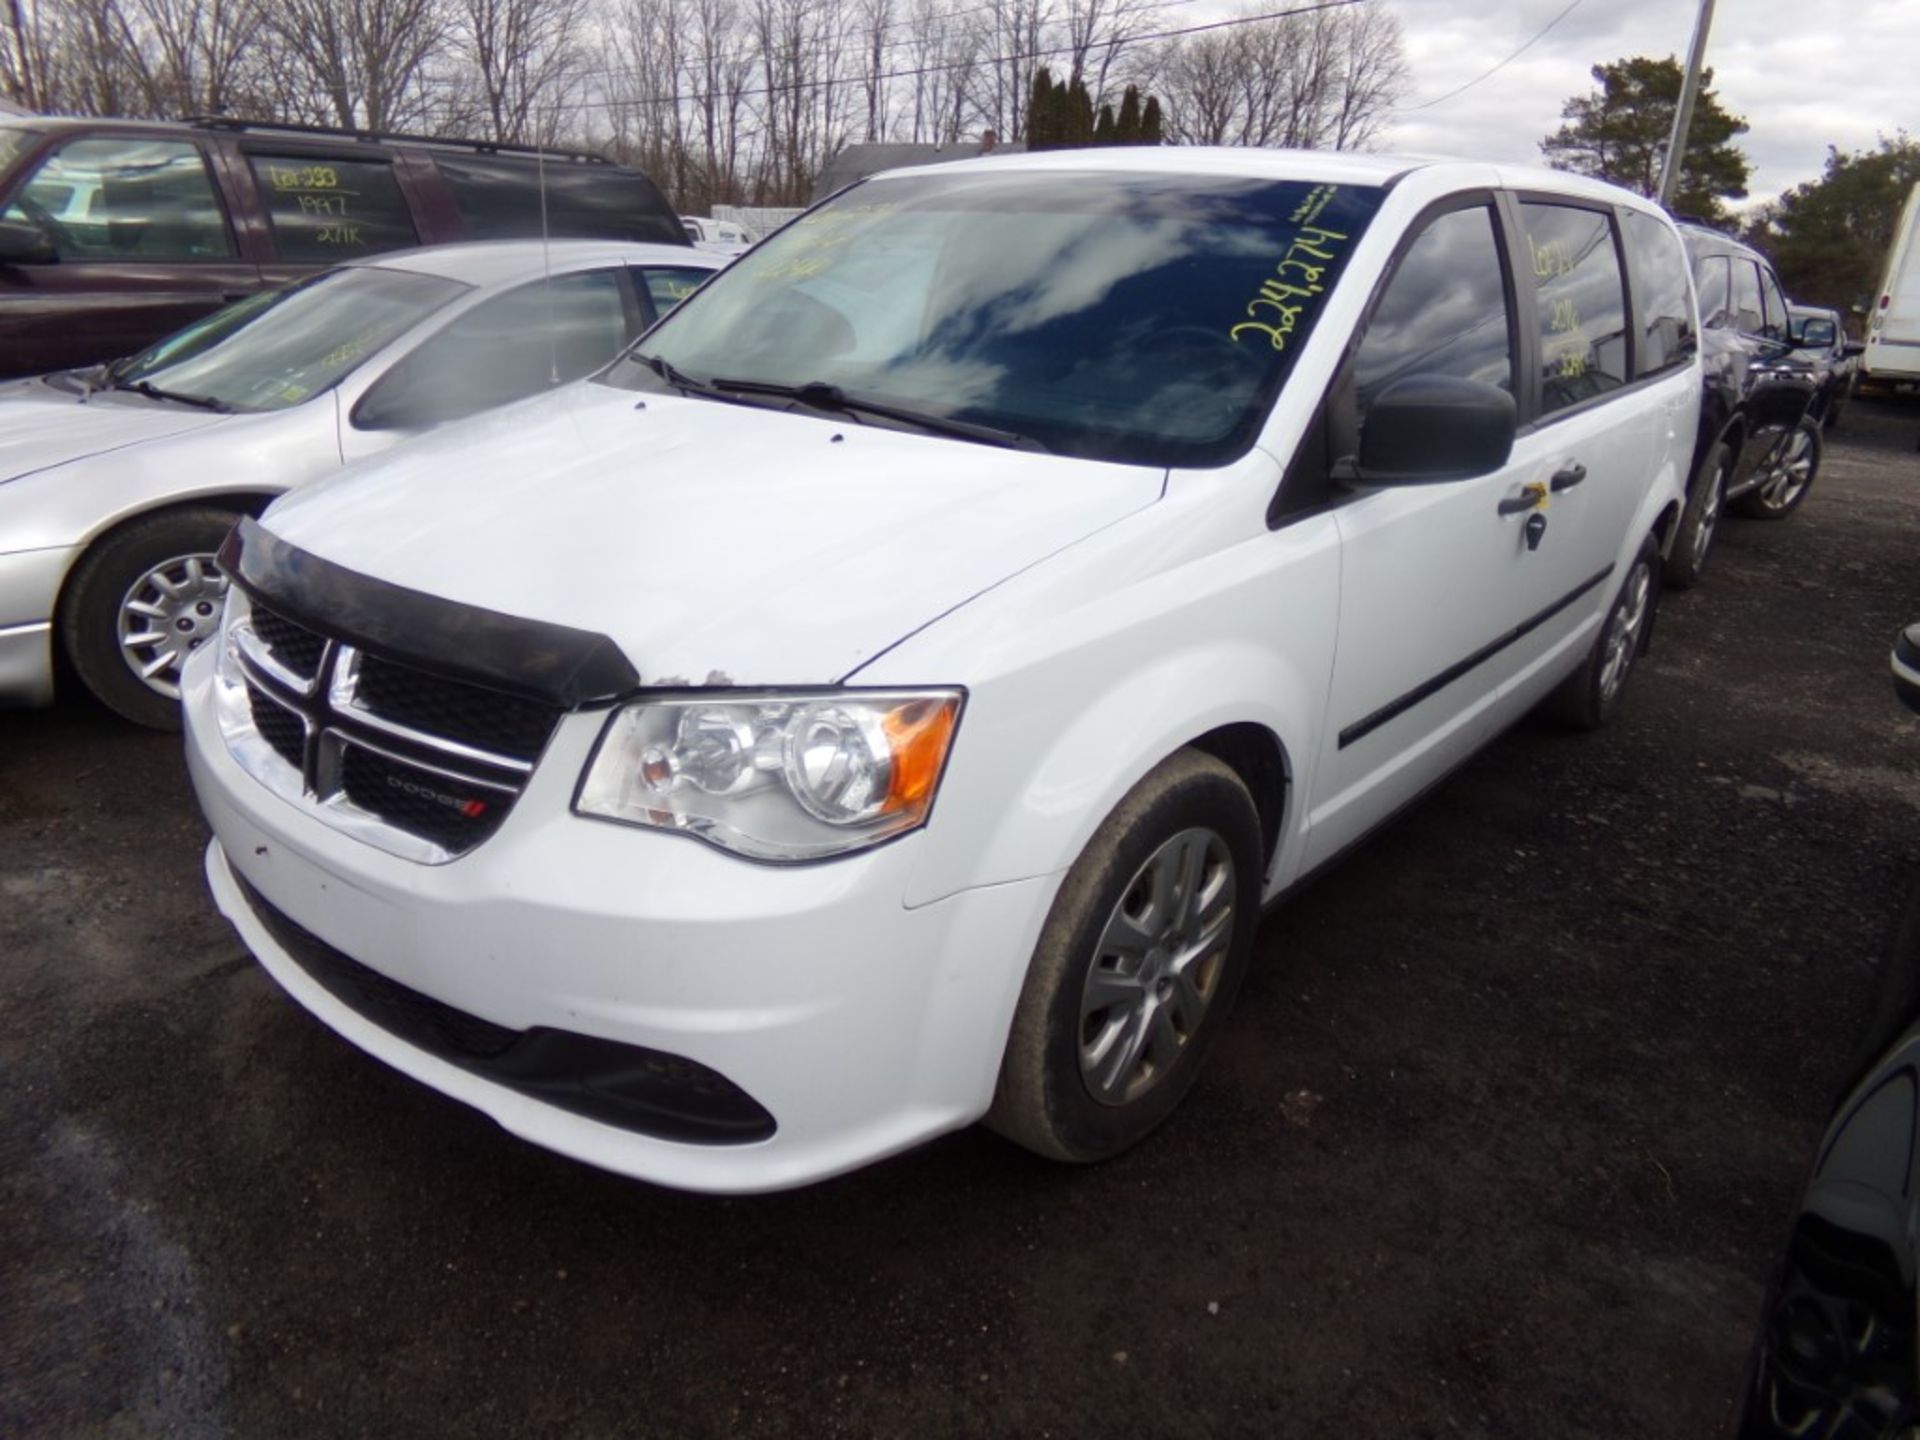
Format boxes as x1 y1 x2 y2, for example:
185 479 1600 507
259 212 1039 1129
1658 0 1717 211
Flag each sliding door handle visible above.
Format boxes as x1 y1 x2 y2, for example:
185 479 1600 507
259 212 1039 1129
1550 463 1588 492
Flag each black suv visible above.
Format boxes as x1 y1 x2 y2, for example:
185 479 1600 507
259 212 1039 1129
0 116 687 378
1666 224 1823 588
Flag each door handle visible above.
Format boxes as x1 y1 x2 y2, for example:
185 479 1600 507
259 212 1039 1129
1550 463 1588 492
1497 482 1546 516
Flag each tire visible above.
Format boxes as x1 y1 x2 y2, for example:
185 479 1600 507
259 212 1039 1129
986 749 1264 1163
60 506 242 730
1545 533 1661 731
1733 417 1820 520
1664 440 1728 591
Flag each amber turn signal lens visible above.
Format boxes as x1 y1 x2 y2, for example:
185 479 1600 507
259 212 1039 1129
883 698 959 812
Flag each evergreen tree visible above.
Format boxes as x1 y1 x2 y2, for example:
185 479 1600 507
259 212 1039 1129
1095 103 1116 144
1028 67 1057 150
1755 132 1920 311
1067 74 1095 147
1140 95 1164 145
1115 85 1142 144
1540 55 1750 222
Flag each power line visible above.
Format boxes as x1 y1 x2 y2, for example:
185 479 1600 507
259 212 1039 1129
559 0 1364 113
1394 0 1585 114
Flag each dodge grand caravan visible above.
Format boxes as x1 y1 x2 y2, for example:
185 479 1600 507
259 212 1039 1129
183 149 1702 1193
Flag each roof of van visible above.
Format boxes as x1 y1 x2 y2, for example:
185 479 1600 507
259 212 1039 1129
872 146 1674 214
354 239 723 289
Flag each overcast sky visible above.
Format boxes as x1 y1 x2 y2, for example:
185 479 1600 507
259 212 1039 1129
1371 0 1920 210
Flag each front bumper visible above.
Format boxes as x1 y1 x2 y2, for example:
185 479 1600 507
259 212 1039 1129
183 647 1055 1193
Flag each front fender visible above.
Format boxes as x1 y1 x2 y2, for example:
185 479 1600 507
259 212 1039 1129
862 490 1342 910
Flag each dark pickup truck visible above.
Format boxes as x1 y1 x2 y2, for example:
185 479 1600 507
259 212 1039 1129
0 116 687 378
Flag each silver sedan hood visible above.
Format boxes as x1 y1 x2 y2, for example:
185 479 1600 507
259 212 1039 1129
0 381 228 486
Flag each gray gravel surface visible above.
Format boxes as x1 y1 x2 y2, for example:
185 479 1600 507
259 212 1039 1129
4 399 1918 1438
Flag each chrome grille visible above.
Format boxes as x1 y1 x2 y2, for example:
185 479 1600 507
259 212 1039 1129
229 599 563 861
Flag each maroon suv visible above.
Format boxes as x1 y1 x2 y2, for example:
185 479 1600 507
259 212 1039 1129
0 116 687 378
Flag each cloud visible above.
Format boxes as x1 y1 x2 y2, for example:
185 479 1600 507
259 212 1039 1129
1371 0 1920 208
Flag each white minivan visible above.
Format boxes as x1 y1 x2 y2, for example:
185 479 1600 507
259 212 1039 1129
182 149 1700 1193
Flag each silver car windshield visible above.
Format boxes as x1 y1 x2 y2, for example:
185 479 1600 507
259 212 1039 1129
613 171 1385 465
112 266 468 413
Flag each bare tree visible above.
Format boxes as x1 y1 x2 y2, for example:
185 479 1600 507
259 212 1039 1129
268 0 452 130
454 0 587 142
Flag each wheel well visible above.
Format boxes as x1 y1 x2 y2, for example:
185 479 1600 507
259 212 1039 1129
53 494 273 631
1651 499 1682 553
1189 722 1288 866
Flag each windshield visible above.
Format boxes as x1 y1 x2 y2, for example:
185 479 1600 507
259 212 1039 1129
113 266 467 412
611 171 1385 466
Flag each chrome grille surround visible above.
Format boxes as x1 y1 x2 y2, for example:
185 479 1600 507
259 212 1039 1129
212 591 560 864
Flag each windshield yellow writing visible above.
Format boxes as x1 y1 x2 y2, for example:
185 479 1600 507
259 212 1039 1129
1230 216 1350 352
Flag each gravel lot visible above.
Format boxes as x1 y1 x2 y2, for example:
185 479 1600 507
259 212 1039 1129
4 399 1918 1439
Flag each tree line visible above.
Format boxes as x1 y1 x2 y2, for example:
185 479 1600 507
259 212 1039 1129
1 0 1407 209
1540 55 1919 318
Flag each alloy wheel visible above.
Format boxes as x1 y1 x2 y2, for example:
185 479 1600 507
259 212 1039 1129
1760 428 1815 509
1078 826 1236 1106
1598 560 1652 704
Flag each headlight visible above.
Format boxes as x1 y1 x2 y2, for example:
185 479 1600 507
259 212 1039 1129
575 690 962 861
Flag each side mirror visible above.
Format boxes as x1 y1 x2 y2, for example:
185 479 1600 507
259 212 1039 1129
1350 375 1516 485
1896 625 1920 717
1844 340 1866 358
1791 325 1837 350
0 219 55 264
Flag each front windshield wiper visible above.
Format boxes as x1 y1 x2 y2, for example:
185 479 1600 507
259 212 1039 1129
112 378 233 413
707 376 1048 453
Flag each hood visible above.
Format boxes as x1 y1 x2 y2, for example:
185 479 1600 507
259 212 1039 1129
261 381 1164 686
0 381 229 484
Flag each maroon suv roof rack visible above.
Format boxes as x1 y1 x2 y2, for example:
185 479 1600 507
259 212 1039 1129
182 115 611 166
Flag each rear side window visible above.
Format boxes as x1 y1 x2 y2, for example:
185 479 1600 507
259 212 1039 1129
1352 204 1512 424
1519 201 1628 413
250 154 419 263
431 154 685 246
356 268 639 429
1622 211 1696 375
1693 254 1730 328
1729 259 1765 335
2 137 232 260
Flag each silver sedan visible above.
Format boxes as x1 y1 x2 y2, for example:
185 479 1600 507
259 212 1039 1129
0 239 721 726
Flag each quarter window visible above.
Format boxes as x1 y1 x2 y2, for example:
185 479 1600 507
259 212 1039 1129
2 138 231 260
1622 211 1697 375
249 154 418 263
1729 259 1765 335
1352 204 1513 425
431 153 686 246
1519 202 1628 413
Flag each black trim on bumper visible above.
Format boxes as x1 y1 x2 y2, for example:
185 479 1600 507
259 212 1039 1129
1338 564 1615 749
234 873 776 1146
219 517 641 706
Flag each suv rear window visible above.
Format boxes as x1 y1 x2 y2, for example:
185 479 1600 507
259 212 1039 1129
431 154 684 246
249 154 419 263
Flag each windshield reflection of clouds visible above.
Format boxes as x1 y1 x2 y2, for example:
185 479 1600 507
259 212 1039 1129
649 175 1385 466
